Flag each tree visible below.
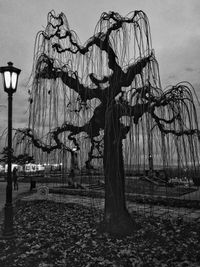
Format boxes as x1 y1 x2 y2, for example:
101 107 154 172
15 11 200 235
15 154 35 166
0 147 34 167
0 147 16 164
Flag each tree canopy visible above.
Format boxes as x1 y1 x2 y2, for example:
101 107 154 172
0 147 34 165
14 10 200 171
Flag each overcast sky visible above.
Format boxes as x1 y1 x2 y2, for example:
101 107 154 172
0 0 200 140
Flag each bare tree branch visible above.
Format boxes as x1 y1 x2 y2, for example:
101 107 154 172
36 54 104 102
120 55 152 87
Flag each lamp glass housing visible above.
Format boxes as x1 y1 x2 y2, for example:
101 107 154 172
0 62 21 93
4 71 18 90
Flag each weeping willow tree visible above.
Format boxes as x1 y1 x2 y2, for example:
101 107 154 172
15 10 200 235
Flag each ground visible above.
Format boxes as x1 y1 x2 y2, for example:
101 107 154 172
0 200 200 267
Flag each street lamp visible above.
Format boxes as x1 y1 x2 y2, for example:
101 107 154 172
0 62 21 238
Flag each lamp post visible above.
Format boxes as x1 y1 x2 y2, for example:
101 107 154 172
0 62 21 238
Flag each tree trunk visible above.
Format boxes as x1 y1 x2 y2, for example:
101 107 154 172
101 104 136 236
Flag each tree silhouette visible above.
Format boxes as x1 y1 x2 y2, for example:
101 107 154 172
15 154 35 166
0 147 34 166
0 147 16 164
15 10 200 235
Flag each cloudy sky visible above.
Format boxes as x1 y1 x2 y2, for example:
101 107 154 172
0 0 200 140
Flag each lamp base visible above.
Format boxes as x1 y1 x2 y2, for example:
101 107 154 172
0 203 16 240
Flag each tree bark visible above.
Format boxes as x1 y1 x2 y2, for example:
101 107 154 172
101 104 136 236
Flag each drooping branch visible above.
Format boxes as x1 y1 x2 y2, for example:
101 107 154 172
16 122 86 154
16 128 64 154
120 54 153 87
152 113 200 137
116 102 151 124
48 11 148 74
36 51 152 105
42 10 153 90
51 32 122 73
148 83 200 138
16 101 106 154
113 81 200 141
85 137 103 169
35 54 104 102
